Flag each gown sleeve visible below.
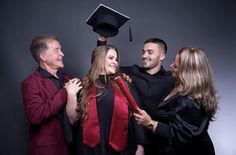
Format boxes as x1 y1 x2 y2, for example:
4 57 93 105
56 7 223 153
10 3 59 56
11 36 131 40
154 96 209 144
97 40 107 46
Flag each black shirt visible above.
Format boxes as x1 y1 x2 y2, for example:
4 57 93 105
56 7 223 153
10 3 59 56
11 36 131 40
120 65 175 118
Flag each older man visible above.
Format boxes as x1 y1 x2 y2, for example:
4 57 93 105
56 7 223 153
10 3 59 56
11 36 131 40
21 35 81 155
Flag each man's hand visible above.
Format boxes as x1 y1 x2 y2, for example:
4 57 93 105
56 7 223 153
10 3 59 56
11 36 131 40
98 34 107 42
64 78 82 95
65 78 82 124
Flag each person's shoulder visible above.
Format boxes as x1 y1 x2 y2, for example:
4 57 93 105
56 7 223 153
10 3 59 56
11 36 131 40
177 96 201 110
120 64 141 73
21 70 41 84
163 70 172 76
159 67 172 76
160 68 175 81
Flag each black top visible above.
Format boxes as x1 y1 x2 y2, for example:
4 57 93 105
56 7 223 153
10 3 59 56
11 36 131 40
120 65 175 118
152 94 215 155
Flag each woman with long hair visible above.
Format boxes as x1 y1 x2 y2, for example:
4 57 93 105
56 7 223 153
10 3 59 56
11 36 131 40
67 45 147 155
134 47 218 155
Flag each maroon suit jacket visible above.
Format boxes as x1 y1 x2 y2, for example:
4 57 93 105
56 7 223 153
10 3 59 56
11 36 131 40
21 70 71 155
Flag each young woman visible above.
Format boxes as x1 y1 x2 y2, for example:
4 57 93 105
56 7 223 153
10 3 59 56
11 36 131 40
67 45 147 155
134 47 218 155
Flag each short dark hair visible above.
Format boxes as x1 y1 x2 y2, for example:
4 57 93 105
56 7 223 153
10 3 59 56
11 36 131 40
29 35 58 63
144 38 167 54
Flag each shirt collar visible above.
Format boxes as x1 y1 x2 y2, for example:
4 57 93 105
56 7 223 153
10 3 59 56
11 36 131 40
140 66 166 76
38 67 62 79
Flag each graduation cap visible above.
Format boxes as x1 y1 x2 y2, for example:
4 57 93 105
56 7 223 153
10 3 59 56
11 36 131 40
86 4 130 37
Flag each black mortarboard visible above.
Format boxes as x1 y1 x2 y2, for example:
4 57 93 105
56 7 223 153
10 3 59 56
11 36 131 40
86 4 130 37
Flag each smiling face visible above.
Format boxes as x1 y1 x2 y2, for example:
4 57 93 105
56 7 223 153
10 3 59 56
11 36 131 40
40 39 64 69
102 49 118 75
141 42 165 74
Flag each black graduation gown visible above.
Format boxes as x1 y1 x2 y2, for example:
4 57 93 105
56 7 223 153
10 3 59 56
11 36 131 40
74 77 148 155
152 93 215 155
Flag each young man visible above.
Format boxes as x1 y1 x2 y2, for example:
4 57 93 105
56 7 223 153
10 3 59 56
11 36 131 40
21 35 81 155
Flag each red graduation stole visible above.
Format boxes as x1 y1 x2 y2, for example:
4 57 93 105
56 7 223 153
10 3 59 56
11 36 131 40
83 85 129 151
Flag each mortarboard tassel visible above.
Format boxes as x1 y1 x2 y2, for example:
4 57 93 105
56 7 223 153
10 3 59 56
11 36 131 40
129 26 133 42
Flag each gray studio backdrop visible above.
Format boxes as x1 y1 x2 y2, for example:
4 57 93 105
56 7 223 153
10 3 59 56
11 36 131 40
0 0 235 154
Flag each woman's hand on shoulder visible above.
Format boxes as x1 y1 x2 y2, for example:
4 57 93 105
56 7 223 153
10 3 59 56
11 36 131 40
121 73 132 83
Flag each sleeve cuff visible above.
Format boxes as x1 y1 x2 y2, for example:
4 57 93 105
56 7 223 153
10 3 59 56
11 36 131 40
97 40 107 46
154 122 170 140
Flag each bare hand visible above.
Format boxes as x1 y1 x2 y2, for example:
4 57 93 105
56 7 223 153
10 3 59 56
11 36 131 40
98 34 107 41
133 107 152 127
121 73 132 83
64 78 82 95
135 145 144 155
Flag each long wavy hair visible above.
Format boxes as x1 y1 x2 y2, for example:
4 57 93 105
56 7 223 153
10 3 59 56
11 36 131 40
76 45 120 122
176 47 218 120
